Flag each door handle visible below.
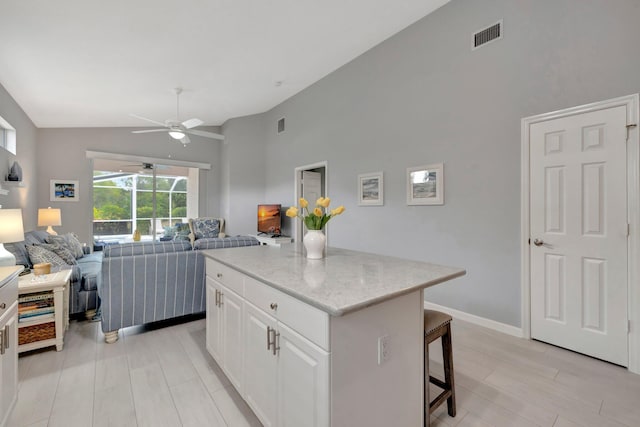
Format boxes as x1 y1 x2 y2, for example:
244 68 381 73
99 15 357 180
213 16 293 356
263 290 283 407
4 325 8 350
533 238 544 247
267 326 273 352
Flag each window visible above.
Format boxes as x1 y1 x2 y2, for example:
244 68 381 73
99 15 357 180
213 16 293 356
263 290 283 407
92 160 194 243
0 115 16 155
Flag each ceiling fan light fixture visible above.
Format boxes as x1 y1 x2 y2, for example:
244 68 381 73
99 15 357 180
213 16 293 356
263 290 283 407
168 130 185 140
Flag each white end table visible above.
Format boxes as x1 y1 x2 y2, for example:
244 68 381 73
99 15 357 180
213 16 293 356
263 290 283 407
17 269 71 353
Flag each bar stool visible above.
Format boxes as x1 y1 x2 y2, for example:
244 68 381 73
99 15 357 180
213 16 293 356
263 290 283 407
424 309 456 426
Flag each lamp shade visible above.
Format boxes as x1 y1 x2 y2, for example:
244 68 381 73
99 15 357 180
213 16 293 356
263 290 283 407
38 207 62 226
0 208 25 243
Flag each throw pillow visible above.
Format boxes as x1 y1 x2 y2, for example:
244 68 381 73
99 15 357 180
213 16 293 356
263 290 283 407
189 218 220 240
38 243 77 265
173 223 191 241
47 233 84 259
26 245 68 268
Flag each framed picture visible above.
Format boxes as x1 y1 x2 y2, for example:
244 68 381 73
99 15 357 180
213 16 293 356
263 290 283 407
50 179 79 202
358 172 384 206
407 163 444 205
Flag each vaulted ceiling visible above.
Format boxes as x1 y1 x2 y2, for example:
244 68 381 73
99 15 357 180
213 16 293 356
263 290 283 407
0 0 448 128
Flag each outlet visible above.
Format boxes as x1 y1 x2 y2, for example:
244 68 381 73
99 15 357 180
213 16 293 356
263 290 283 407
377 335 390 365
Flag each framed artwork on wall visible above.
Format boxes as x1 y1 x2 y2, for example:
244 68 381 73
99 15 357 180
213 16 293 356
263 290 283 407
406 163 443 205
358 172 384 206
50 179 79 202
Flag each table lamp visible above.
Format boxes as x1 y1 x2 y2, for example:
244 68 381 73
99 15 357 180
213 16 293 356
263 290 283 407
0 208 25 267
38 207 62 235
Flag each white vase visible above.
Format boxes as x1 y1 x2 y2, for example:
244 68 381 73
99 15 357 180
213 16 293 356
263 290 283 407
303 230 326 259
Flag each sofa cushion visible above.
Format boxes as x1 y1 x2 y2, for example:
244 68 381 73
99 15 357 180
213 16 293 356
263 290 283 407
47 233 84 259
4 241 30 267
26 245 68 268
38 243 77 265
24 230 49 246
189 218 221 240
75 252 103 291
193 236 260 250
103 241 192 258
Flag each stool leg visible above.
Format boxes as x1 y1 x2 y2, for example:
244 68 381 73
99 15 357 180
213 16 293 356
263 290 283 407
441 324 456 417
424 335 430 427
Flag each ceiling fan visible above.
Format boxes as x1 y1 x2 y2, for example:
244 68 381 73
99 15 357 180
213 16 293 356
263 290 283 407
118 163 168 174
130 88 225 145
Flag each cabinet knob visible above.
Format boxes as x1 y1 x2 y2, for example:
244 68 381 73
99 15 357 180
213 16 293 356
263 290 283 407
270 302 278 311
0 302 6 309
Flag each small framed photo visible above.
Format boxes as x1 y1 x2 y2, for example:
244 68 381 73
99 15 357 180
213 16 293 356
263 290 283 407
358 172 384 206
50 179 79 202
407 163 443 205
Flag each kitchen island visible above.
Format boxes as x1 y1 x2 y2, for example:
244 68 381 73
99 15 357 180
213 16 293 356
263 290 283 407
202 245 465 427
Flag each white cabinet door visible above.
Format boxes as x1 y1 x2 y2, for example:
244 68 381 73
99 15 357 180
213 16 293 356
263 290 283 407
277 322 329 427
205 278 222 362
244 301 278 427
220 286 244 392
0 303 18 427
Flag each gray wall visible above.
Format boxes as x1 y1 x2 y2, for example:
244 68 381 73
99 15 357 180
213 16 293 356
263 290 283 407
0 83 38 229
220 114 266 236
246 0 640 326
36 128 223 245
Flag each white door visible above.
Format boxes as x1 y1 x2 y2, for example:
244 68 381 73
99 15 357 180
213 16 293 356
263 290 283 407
221 286 244 393
300 171 322 238
205 278 222 362
530 105 628 366
277 323 329 427
244 301 278 427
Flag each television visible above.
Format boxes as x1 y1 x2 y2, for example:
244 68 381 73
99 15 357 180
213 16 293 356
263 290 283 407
257 204 282 236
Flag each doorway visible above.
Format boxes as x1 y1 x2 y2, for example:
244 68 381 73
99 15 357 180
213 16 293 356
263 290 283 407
521 94 640 373
294 161 328 244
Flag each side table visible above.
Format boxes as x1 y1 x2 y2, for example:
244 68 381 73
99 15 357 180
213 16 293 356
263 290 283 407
17 269 71 353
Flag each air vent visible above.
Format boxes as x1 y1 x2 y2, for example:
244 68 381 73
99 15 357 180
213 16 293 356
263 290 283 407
277 117 285 134
472 20 502 50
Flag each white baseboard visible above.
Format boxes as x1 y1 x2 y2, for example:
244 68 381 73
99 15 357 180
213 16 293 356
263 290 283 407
423 301 524 338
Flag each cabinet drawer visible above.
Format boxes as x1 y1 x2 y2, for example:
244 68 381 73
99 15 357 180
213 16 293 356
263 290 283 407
245 276 329 351
0 276 18 318
206 259 244 296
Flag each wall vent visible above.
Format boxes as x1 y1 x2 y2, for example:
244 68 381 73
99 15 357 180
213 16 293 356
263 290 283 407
277 117 285 134
472 20 502 50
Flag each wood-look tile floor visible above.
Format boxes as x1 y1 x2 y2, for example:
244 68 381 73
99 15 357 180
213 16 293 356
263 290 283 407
8 316 640 427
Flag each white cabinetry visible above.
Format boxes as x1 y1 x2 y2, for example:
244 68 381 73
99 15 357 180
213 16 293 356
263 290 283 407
244 302 278 426
277 322 329 427
205 277 244 392
205 259 329 427
0 266 21 427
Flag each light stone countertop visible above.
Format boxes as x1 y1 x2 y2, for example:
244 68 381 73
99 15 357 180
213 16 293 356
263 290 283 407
202 245 466 316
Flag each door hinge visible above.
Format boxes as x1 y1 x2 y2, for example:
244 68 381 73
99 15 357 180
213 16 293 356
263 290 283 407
627 123 637 141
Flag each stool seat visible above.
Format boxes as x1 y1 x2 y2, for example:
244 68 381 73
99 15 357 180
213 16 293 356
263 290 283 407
424 309 456 427
424 310 452 337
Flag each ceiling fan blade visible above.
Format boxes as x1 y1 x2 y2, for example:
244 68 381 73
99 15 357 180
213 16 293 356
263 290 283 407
130 114 167 127
186 129 225 140
180 134 191 145
181 118 204 129
132 129 168 134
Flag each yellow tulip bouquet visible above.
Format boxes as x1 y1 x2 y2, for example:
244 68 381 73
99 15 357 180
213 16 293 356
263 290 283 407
286 197 345 230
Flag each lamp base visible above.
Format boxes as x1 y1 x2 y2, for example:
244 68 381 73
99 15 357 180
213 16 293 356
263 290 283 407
46 226 58 235
0 243 17 267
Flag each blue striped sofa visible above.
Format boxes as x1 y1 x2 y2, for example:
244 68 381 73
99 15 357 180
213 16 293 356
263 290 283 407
100 236 259 343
